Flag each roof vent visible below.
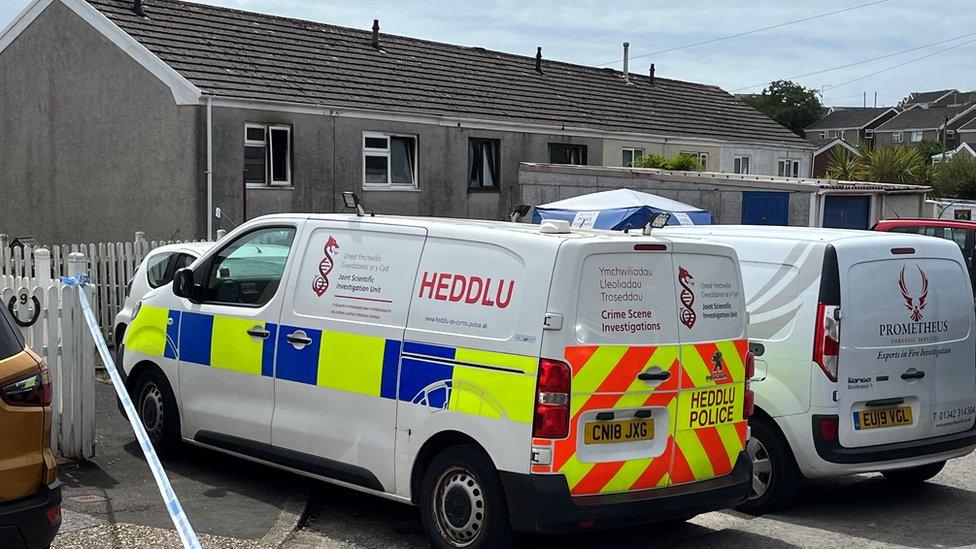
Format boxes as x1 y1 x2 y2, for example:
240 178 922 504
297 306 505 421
649 63 655 87
535 47 544 75
371 19 380 49
132 0 145 17
539 219 570 234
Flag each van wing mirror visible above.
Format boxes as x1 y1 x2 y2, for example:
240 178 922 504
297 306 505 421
172 268 195 300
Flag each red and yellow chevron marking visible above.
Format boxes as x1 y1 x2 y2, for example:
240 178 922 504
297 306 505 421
550 344 680 496
671 339 749 485
537 339 749 495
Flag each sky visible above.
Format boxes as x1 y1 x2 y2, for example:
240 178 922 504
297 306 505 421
2 0 974 107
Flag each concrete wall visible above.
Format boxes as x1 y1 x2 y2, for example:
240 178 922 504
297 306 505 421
211 107 604 226
0 2 203 243
718 146 813 177
519 166 813 226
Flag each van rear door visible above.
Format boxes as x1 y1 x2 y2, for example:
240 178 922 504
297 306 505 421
669 241 750 485
541 240 682 496
837 237 976 448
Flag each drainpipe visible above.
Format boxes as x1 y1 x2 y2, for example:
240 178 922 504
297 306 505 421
206 95 214 240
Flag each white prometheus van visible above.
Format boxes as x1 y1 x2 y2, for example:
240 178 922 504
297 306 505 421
661 225 976 513
121 213 753 548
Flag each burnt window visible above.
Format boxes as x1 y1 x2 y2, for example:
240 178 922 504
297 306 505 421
549 143 587 165
245 124 292 186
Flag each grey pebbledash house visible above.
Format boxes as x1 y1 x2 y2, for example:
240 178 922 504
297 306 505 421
0 0 814 242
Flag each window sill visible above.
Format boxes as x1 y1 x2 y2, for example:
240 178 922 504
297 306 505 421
246 184 293 190
467 187 500 194
362 186 421 192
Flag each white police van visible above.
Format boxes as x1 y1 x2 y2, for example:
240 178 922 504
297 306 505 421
661 225 976 513
122 210 753 547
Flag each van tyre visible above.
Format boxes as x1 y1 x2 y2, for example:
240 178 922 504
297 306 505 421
420 445 514 549
737 415 802 515
133 369 181 456
882 461 946 485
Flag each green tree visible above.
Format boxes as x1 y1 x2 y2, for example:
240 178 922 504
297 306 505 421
915 140 946 164
858 146 927 185
933 154 976 198
825 146 859 180
741 80 823 136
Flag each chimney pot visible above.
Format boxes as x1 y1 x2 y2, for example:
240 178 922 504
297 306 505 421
372 19 380 49
649 63 656 87
132 0 145 17
535 46 544 74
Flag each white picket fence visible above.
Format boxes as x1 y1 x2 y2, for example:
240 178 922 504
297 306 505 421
2 251 95 459
0 231 217 460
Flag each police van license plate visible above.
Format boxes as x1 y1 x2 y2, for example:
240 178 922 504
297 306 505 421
854 406 913 430
584 418 654 444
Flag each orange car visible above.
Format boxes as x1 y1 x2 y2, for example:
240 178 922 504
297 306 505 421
0 305 61 549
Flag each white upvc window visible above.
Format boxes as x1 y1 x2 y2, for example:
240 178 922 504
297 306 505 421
733 156 750 174
819 131 828 139
680 151 709 169
911 131 924 142
622 148 645 167
892 131 904 144
363 132 419 189
777 159 800 178
244 124 292 187
828 130 839 139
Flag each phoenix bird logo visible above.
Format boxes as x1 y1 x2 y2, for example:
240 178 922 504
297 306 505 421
898 266 928 323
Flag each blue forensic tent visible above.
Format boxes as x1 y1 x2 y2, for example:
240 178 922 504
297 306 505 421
531 189 712 230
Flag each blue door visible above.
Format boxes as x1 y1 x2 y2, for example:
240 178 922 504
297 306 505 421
823 195 871 229
742 192 789 225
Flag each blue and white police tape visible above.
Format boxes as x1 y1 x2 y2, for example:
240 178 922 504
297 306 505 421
62 276 202 549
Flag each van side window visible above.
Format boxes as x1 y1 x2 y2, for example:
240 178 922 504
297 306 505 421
201 227 296 306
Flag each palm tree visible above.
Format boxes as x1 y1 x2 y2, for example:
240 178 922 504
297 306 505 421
826 146 859 180
857 146 926 185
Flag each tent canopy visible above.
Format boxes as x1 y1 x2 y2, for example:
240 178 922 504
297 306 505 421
531 189 712 230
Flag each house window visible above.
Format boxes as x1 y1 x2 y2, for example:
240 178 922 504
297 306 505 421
363 133 418 189
892 131 904 144
820 131 828 139
622 148 645 167
549 143 587 165
828 130 839 139
245 124 292 186
777 159 800 178
681 151 709 169
911 131 924 143
468 138 500 190
865 129 875 139
733 156 751 174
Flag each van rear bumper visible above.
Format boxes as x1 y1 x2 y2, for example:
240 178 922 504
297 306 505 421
0 481 62 549
812 414 976 464
500 452 751 534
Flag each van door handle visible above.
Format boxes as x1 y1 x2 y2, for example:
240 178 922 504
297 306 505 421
638 371 671 382
901 370 925 380
247 326 271 340
286 330 313 348
866 397 905 407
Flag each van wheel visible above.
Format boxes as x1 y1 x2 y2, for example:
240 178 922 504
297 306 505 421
882 461 946 485
419 445 514 549
737 415 802 515
133 369 181 456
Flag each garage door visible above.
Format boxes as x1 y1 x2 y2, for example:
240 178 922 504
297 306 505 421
823 195 871 229
741 192 789 225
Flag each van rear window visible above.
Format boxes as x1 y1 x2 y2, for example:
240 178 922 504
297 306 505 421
575 253 679 345
0 306 26 361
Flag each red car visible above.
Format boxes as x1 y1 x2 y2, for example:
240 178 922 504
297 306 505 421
873 218 976 292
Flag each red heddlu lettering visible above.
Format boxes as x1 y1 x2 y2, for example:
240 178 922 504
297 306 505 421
418 272 515 308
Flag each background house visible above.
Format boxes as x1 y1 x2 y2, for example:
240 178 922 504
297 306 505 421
0 0 813 242
900 89 973 108
873 104 976 150
804 106 898 145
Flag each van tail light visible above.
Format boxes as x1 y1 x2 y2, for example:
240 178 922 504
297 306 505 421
533 358 571 439
743 350 756 418
813 303 840 382
817 416 839 443
1 361 52 407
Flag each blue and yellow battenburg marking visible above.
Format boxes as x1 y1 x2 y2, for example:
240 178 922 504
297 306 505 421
124 307 538 423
